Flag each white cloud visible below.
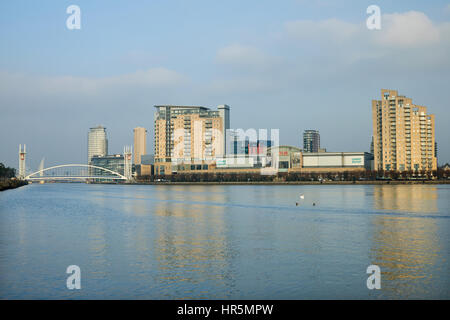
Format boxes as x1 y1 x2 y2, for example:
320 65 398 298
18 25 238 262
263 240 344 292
0 67 187 99
213 44 287 94
103 68 186 88
207 77 275 95
208 10 450 105
0 67 189 117
216 44 275 69
284 11 448 50
279 10 450 70
284 18 359 43
208 10 450 104
376 11 440 48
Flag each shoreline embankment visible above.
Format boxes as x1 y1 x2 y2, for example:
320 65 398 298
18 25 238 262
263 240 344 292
0 179 28 191
128 180 450 186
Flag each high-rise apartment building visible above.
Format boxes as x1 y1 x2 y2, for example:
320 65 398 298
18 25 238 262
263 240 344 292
88 125 108 164
153 105 230 174
303 130 320 153
133 127 147 165
218 105 230 155
372 89 437 171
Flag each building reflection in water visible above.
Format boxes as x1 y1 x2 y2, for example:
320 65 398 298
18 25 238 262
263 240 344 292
370 185 442 298
87 212 109 281
87 190 108 275
115 185 237 299
153 186 236 299
373 185 438 213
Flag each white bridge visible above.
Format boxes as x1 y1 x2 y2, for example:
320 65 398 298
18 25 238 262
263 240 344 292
25 164 129 181
19 144 134 182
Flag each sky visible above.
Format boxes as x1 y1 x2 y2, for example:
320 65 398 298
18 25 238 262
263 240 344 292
1 0 450 171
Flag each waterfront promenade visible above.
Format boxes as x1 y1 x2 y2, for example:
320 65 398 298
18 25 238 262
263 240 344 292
129 179 450 186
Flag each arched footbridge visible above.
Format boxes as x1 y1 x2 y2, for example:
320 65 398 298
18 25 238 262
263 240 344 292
25 164 129 181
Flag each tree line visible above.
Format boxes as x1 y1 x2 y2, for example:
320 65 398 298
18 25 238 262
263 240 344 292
137 168 450 183
0 163 16 179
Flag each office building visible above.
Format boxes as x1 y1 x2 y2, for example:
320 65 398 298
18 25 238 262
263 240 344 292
90 154 124 176
372 89 437 171
141 154 154 165
213 149 370 173
135 154 154 177
303 130 320 153
435 142 438 162
268 146 303 172
154 105 230 175
370 137 374 155
230 138 272 156
88 125 108 164
133 127 147 165
218 105 230 155
227 130 272 159
302 152 372 170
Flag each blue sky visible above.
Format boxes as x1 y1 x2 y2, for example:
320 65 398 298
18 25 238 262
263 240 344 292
1 0 450 170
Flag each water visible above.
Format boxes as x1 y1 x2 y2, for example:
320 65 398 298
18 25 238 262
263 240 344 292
0 183 449 299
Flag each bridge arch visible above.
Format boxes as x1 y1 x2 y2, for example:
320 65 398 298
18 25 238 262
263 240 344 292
25 164 128 180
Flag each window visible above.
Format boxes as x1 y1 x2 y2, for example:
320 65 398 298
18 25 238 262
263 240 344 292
279 161 289 169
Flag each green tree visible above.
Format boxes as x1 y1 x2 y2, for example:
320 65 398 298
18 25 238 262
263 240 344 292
0 163 16 179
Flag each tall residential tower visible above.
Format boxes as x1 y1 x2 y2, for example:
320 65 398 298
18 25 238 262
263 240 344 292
153 105 230 175
303 130 320 153
372 89 437 171
88 125 108 164
133 127 147 165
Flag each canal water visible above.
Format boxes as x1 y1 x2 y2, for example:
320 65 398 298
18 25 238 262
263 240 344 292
0 183 449 299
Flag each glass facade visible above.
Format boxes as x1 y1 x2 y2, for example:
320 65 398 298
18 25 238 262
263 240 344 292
303 130 320 153
88 126 108 163
90 155 124 176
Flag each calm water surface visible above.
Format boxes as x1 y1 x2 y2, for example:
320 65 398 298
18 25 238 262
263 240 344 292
0 183 449 299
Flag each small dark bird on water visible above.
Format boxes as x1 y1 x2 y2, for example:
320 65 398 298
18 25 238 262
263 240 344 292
295 202 298 206
313 202 316 206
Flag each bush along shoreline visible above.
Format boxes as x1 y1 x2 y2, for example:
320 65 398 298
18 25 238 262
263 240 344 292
0 179 28 191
